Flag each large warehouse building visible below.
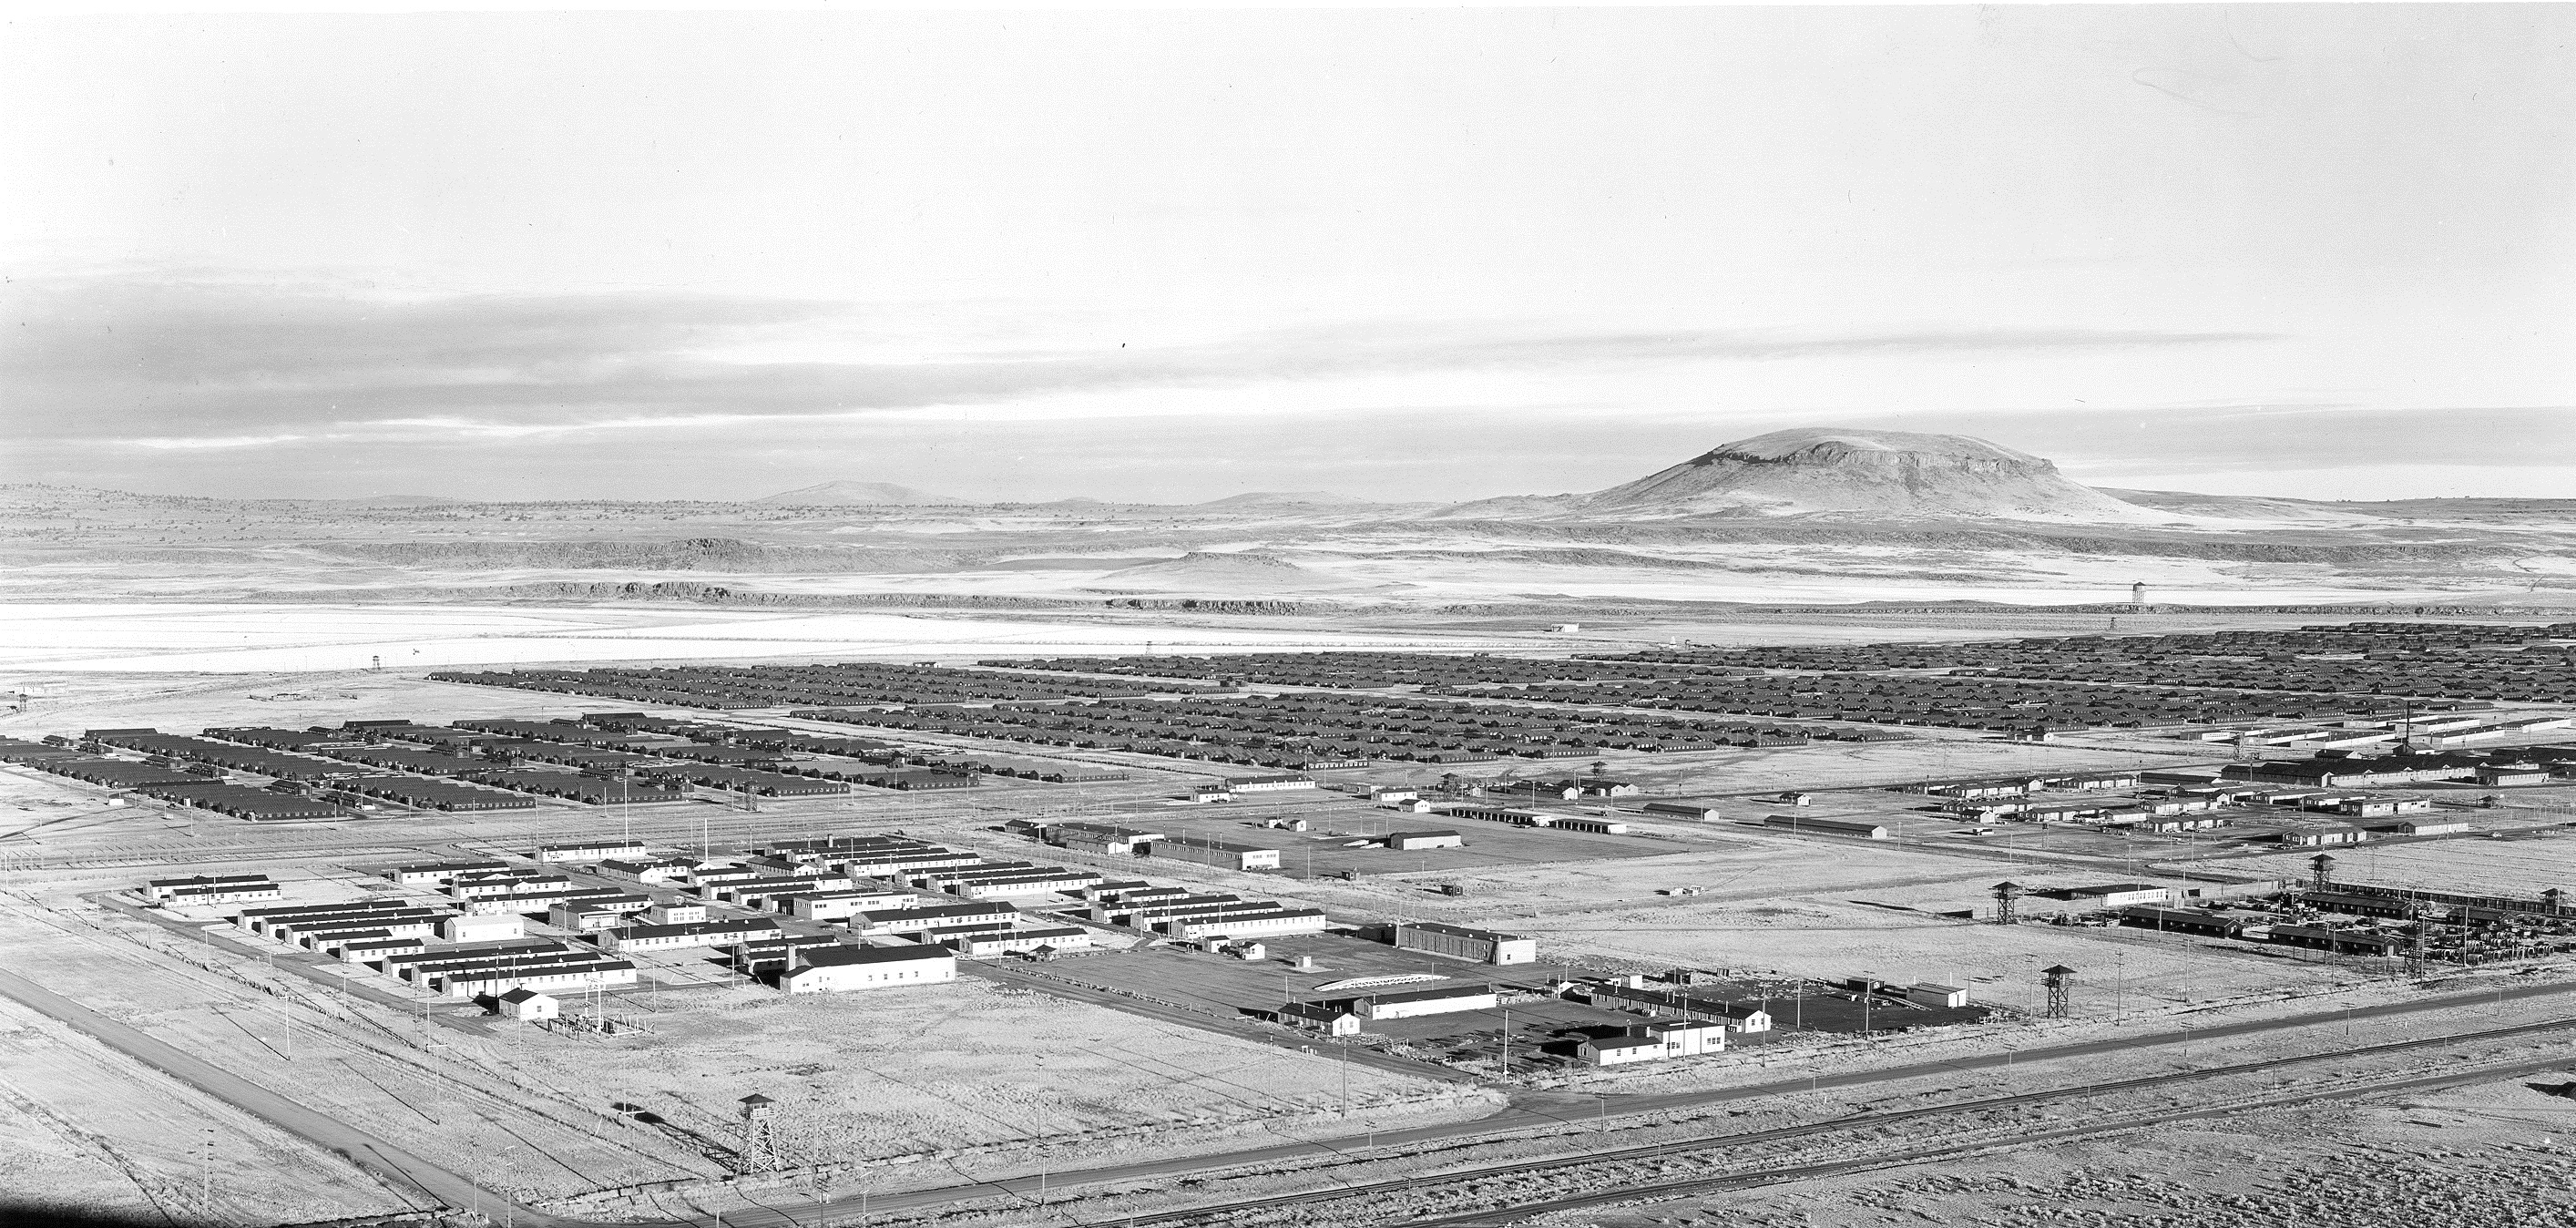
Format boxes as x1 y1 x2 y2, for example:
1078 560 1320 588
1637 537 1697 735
1148 838 1283 873
1394 921 1538 966
1761 814 1888 839
778 944 958 993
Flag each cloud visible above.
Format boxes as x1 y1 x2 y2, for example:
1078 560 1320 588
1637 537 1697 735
1 274 2277 447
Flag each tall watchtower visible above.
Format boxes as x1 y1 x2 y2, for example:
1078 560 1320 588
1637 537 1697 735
2042 965 2078 1018
737 1093 780 1172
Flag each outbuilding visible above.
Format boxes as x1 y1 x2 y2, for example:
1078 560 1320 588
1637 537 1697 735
496 988 559 1021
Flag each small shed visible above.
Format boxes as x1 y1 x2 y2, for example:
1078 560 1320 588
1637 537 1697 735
496 988 558 1021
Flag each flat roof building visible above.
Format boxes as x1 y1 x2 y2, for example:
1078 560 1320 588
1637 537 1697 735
947 926 1095 958
443 959 636 1001
1394 921 1538 966
1761 814 1887 840
1334 983 1498 1020
1267 1001 1364 1037
1148 838 1282 873
2044 884 2171 908
786 890 916 921
1047 824 1164 855
158 880 284 906
1164 906 1328 941
1384 830 1465 851
144 874 271 902
439 913 527 942
386 861 508 886
851 902 1020 936
598 918 780 953
533 841 650 863
1578 1018 1726 1066
1641 802 1722 822
779 944 958 993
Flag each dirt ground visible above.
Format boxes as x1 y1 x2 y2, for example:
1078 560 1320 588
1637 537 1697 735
1570 1067 2576 1228
0 993 421 1226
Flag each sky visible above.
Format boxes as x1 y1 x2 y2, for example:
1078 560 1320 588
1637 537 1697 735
3 5 2571 504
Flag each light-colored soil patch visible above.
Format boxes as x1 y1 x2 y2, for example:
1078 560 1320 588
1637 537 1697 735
0 995 420 1225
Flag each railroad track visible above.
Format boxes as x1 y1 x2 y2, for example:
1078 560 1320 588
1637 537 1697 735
966 1011 2576 1228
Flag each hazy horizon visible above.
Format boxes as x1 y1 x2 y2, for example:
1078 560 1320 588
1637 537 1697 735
5 6 2571 505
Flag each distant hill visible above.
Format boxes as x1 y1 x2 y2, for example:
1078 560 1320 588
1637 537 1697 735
327 494 462 507
1197 491 1375 507
754 480 967 507
1586 428 2169 522
1091 550 1379 594
1442 428 2173 524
